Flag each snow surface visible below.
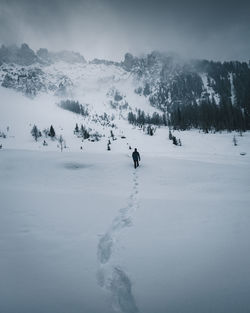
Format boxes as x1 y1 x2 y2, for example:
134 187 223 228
200 73 220 105
1 65 250 313
229 72 236 106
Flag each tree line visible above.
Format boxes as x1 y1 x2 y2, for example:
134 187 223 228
169 97 246 132
128 110 167 126
59 100 89 116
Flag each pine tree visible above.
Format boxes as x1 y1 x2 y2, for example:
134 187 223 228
31 124 41 141
75 123 79 133
49 125 55 138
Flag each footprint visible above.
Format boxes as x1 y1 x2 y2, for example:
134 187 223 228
121 217 133 227
120 207 129 214
109 267 139 313
97 168 140 312
97 268 105 287
97 233 113 264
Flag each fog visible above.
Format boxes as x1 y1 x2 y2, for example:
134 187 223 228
0 0 249 62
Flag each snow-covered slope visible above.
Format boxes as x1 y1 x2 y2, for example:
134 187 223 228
0 57 166 156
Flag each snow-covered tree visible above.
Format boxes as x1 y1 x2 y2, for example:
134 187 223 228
31 124 41 141
58 135 64 152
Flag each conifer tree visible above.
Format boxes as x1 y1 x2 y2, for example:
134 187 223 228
31 124 41 141
49 125 55 138
75 123 79 133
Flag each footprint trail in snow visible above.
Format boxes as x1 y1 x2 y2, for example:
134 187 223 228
97 170 139 313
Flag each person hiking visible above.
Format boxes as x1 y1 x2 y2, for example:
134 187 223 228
132 148 140 169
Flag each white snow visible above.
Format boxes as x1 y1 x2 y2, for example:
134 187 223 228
200 73 220 105
229 72 236 105
1 65 250 313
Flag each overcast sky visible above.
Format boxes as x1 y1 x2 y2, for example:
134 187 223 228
0 0 249 61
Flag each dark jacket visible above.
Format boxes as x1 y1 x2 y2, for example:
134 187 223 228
132 151 140 161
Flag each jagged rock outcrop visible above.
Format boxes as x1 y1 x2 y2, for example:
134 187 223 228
0 43 39 66
0 44 86 66
37 48 86 64
1 65 57 97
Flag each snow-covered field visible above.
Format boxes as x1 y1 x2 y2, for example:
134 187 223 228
1 66 250 313
1 145 250 313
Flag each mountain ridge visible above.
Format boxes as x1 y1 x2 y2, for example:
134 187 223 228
1 43 250 131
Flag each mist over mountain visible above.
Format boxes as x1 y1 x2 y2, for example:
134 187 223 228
1 0 250 61
1 43 250 131
0 43 86 65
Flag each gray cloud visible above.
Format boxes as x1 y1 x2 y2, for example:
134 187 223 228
0 0 249 61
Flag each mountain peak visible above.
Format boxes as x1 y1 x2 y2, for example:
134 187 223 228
0 44 86 66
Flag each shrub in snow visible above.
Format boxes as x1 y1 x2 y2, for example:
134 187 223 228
172 136 178 146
